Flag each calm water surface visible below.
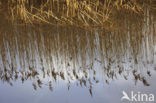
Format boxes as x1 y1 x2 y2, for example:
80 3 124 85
0 6 156 103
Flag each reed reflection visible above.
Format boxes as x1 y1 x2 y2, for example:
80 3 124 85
0 7 156 97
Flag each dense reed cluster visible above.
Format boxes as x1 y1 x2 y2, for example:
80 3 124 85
1 0 154 28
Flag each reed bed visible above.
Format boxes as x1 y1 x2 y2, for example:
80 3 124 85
2 0 154 28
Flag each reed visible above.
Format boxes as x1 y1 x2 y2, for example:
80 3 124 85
4 0 153 28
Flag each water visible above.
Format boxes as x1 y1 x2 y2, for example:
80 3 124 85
0 4 156 103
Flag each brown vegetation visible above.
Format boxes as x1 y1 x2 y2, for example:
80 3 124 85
1 0 153 28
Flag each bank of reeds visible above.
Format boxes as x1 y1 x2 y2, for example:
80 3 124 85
2 0 155 28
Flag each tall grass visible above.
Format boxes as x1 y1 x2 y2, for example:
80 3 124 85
4 0 154 28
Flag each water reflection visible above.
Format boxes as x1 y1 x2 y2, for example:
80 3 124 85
0 5 156 103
